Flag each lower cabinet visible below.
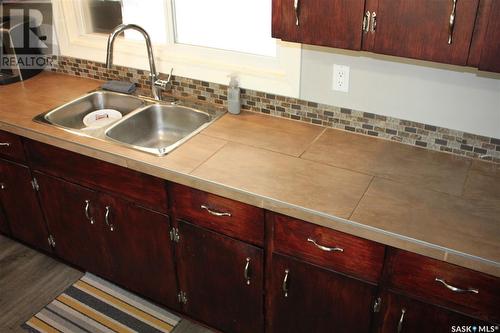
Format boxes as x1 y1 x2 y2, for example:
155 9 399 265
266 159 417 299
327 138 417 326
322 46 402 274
268 253 377 333
35 172 178 310
176 220 264 333
0 205 9 235
0 158 50 251
374 291 491 333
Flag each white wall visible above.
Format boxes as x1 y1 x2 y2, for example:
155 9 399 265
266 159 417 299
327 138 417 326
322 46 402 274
300 45 500 138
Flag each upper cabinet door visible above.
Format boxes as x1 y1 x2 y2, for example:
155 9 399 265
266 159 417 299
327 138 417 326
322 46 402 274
477 0 500 72
369 0 479 65
273 0 366 50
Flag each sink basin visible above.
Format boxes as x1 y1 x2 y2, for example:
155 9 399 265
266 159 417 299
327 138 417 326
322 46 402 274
106 104 212 155
39 91 144 130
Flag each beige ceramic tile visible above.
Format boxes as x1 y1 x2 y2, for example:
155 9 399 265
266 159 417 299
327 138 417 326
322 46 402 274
201 111 325 157
463 160 500 201
192 142 373 219
351 177 500 264
301 129 471 196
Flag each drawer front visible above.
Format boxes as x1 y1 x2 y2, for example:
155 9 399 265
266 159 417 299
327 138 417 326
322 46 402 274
272 213 385 283
171 183 264 246
25 140 168 213
0 130 26 162
386 249 500 322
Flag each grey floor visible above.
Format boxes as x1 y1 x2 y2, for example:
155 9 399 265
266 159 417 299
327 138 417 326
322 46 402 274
0 234 212 333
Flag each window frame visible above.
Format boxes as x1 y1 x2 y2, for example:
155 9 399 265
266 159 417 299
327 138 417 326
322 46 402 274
52 0 301 97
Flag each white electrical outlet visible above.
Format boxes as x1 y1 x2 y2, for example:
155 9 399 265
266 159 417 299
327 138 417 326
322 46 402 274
333 64 350 92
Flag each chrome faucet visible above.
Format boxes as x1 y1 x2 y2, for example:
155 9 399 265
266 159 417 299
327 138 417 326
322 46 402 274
105 24 172 101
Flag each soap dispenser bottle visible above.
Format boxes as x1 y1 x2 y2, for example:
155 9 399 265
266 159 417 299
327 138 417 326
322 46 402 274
227 76 241 115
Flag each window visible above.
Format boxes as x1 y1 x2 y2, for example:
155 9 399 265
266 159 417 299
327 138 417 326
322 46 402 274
173 0 276 57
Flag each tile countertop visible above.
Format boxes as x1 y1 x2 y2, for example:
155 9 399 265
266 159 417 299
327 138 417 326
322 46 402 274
1 72 499 277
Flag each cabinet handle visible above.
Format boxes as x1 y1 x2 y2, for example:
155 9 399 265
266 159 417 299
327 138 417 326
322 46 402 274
293 0 299 26
84 200 95 225
448 0 457 44
0 142 11 147
200 205 231 217
397 308 406 333
363 11 371 33
244 257 251 285
435 277 478 294
282 269 290 297
0 183 5 190
104 206 114 231
307 237 344 252
370 11 377 33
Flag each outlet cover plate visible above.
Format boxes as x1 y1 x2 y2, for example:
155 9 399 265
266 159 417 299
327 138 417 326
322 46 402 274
333 64 350 93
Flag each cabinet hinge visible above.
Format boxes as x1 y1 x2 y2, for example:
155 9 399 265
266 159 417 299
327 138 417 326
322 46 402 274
48 234 56 248
373 297 382 313
177 290 188 304
169 227 180 243
31 178 40 191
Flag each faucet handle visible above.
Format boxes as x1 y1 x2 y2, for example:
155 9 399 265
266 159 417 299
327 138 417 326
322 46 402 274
154 68 173 90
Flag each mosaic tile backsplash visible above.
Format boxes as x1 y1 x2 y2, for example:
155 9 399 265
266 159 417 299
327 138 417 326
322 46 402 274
47 55 500 164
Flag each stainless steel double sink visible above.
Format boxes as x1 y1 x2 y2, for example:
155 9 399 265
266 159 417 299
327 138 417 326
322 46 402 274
34 91 225 156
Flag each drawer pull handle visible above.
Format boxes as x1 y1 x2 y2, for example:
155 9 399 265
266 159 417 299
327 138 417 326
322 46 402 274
448 0 457 44
0 183 5 190
200 205 231 217
84 200 95 225
105 206 114 232
244 257 251 285
293 0 299 26
397 308 406 333
307 237 344 252
435 278 478 294
283 269 290 297
0 142 11 147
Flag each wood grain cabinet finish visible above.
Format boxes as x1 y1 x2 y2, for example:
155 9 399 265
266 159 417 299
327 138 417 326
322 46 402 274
176 220 264 333
374 291 492 333
268 253 377 333
272 0 366 50
0 205 9 235
0 158 50 251
271 212 385 283
97 193 179 310
35 172 111 278
469 0 500 72
367 0 479 65
385 249 500 323
0 130 26 162
171 183 265 246
25 139 168 213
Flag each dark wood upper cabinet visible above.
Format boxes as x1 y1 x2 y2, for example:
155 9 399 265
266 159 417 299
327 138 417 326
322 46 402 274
268 253 377 333
0 158 50 251
98 193 179 310
373 291 492 333
475 0 500 72
0 205 10 235
176 220 264 333
35 172 111 278
368 0 479 65
273 0 366 50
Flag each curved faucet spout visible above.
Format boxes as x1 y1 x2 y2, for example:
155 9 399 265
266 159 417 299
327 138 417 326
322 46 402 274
106 24 170 100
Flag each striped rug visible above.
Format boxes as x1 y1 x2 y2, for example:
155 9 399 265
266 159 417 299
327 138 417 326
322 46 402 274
22 273 180 333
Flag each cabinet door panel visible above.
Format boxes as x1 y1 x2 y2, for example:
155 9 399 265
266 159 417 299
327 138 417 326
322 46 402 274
0 205 10 235
0 159 49 251
177 220 264 333
277 0 365 50
268 253 376 333
372 0 479 65
375 291 493 333
478 0 500 72
99 193 178 310
35 172 110 277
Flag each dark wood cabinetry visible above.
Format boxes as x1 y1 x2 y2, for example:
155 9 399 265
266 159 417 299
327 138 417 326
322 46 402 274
176 220 264 333
367 0 479 65
469 0 500 72
268 253 377 333
0 204 10 235
272 0 366 50
0 158 50 251
374 291 491 333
